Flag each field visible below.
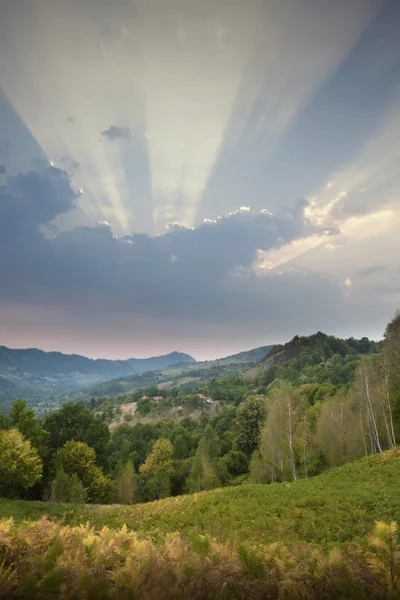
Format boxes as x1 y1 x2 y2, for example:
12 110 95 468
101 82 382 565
1 448 400 548
1 450 400 598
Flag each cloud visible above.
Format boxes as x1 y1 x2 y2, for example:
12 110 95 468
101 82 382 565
0 167 77 243
0 165 6 174
100 125 130 142
356 265 386 278
0 164 346 330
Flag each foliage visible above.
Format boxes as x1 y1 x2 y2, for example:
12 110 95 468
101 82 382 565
7 399 49 457
115 459 138 505
1 515 399 599
0 429 42 495
234 395 267 455
0 448 399 551
139 439 174 500
51 468 87 504
44 403 110 465
54 441 111 503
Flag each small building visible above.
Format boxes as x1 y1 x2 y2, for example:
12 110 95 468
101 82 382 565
153 396 164 402
198 393 214 404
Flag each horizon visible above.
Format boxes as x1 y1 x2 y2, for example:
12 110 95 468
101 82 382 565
1 0 399 356
0 324 385 363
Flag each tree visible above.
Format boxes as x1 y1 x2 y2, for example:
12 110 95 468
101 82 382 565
383 311 400 439
316 394 363 467
51 468 87 504
249 449 267 484
234 395 267 455
186 427 221 493
8 399 49 457
260 384 300 482
116 459 138 505
139 439 174 500
55 441 111 503
0 428 42 496
224 450 249 477
44 403 110 466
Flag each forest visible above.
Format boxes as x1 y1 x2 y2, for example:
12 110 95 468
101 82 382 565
0 312 398 507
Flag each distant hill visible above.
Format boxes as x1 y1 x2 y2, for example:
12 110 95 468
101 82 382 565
201 345 274 366
62 345 275 402
0 346 195 409
243 332 379 378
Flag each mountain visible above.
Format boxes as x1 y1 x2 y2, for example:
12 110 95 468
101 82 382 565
0 346 195 408
243 332 379 378
69 344 275 401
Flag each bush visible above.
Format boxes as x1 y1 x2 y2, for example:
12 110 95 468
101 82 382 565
0 517 395 599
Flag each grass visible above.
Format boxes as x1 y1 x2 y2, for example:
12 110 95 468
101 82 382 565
1 448 400 549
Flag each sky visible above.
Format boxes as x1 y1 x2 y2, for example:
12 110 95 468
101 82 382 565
0 0 399 361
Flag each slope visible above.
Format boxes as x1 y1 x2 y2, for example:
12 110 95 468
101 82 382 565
76 344 275 400
1 448 399 548
243 332 379 379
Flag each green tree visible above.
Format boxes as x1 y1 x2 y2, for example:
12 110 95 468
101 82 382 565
44 403 109 466
186 427 221 493
55 441 111 503
0 428 42 496
51 468 87 504
116 459 137 505
8 399 49 457
224 450 249 477
249 449 267 484
139 439 174 500
234 395 267 455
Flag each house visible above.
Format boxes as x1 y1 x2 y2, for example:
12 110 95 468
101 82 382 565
153 396 164 402
140 395 149 400
198 393 214 404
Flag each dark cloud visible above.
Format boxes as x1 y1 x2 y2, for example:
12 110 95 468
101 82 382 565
0 164 343 329
31 157 52 170
100 125 130 141
0 165 6 174
0 167 77 243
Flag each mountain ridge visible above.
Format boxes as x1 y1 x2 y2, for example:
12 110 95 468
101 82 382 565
0 346 196 408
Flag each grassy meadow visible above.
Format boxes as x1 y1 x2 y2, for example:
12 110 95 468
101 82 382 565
1 449 400 598
1 448 400 547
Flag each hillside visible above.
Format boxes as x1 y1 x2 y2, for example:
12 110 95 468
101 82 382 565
1 448 399 547
243 332 379 379
71 344 275 401
0 346 195 409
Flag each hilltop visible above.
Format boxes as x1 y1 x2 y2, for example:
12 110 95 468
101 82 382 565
244 332 379 378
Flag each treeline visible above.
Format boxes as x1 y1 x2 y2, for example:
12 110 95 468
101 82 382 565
0 314 398 505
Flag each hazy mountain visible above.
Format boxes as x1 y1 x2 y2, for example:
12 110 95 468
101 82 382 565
72 345 275 401
0 346 195 408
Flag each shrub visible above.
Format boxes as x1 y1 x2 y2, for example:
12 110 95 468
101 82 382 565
0 518 395 599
